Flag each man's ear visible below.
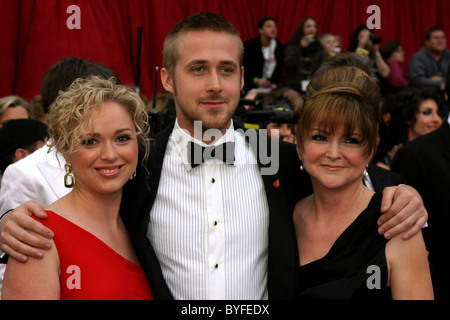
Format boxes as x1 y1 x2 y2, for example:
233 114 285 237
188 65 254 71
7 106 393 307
13 148 30 162
161 67 175 94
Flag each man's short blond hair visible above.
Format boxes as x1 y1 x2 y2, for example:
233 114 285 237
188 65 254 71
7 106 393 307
163 12 244 77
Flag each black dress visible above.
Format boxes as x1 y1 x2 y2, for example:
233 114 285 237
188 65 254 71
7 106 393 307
296 193 392 300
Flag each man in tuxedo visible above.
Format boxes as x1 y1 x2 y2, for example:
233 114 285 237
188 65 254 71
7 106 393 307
121 14 426 299
0 13 428 300
121 12 303 299
391 66 450 301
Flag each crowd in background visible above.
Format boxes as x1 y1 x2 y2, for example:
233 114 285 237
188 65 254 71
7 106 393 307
239 16 449 158
1 17 449 179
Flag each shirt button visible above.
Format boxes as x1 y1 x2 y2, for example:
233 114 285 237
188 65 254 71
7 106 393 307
213 221 217 226
211 178 215 183
214 264 219 269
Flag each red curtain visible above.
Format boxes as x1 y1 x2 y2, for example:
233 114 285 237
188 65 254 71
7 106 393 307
1 0 449 101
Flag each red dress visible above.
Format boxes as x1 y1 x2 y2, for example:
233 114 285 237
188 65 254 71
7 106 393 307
35 211 153 300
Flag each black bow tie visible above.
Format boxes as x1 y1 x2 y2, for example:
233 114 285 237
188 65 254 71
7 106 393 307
187 141 235 168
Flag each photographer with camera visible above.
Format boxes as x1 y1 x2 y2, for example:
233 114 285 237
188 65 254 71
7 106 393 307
347 25 390 79
282 17 326 103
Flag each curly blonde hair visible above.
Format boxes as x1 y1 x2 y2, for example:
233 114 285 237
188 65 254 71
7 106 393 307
47 76 150 167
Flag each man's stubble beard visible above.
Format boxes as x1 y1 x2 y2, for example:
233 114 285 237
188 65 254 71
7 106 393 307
172 83 238 134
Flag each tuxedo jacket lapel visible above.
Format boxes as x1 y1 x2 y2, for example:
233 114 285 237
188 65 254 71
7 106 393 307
140 124 174 224
123 124 299 300
249 134 299 299
121 124 174 300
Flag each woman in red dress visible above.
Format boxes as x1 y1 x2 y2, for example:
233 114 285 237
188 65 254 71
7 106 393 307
2 77 153 300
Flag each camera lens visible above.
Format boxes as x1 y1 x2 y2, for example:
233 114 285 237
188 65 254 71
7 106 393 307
369 34 382 45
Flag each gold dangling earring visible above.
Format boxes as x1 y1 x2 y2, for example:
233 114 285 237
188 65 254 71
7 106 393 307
64 163 76 188
130 170 136 180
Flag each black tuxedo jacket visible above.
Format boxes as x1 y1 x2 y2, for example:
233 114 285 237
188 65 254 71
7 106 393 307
120 123 308 300
391 121 450 300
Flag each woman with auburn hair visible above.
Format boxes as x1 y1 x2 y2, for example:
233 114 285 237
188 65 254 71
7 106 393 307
293 69 433 300
2 76 152 300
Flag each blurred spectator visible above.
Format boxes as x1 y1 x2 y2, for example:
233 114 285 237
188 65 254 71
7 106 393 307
0 119 48 174
381 40 409 94
320 33 341 58
282 17 326 102
376 87 446 168
243 16 284 95
408 27 450 92
0 96 30 128
28 95 47 124
347 25 390 79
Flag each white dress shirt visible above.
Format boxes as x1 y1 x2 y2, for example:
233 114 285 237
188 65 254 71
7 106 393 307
147 121 269 300
262 38 277 80
0 143 68 212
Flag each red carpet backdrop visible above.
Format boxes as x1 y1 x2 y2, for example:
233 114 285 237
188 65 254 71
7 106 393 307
1 0 449 101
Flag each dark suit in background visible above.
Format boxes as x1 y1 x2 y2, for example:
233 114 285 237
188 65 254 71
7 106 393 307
367 163 405 191
391 121 450 301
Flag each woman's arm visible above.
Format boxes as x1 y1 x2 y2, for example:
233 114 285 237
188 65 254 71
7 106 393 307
373 51 391 78
386 230 434 300
2 235 60 299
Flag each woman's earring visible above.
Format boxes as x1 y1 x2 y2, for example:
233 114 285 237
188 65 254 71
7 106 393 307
130 170 137 180
299 160 304 171
64 163 76 188
363 164 369 178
